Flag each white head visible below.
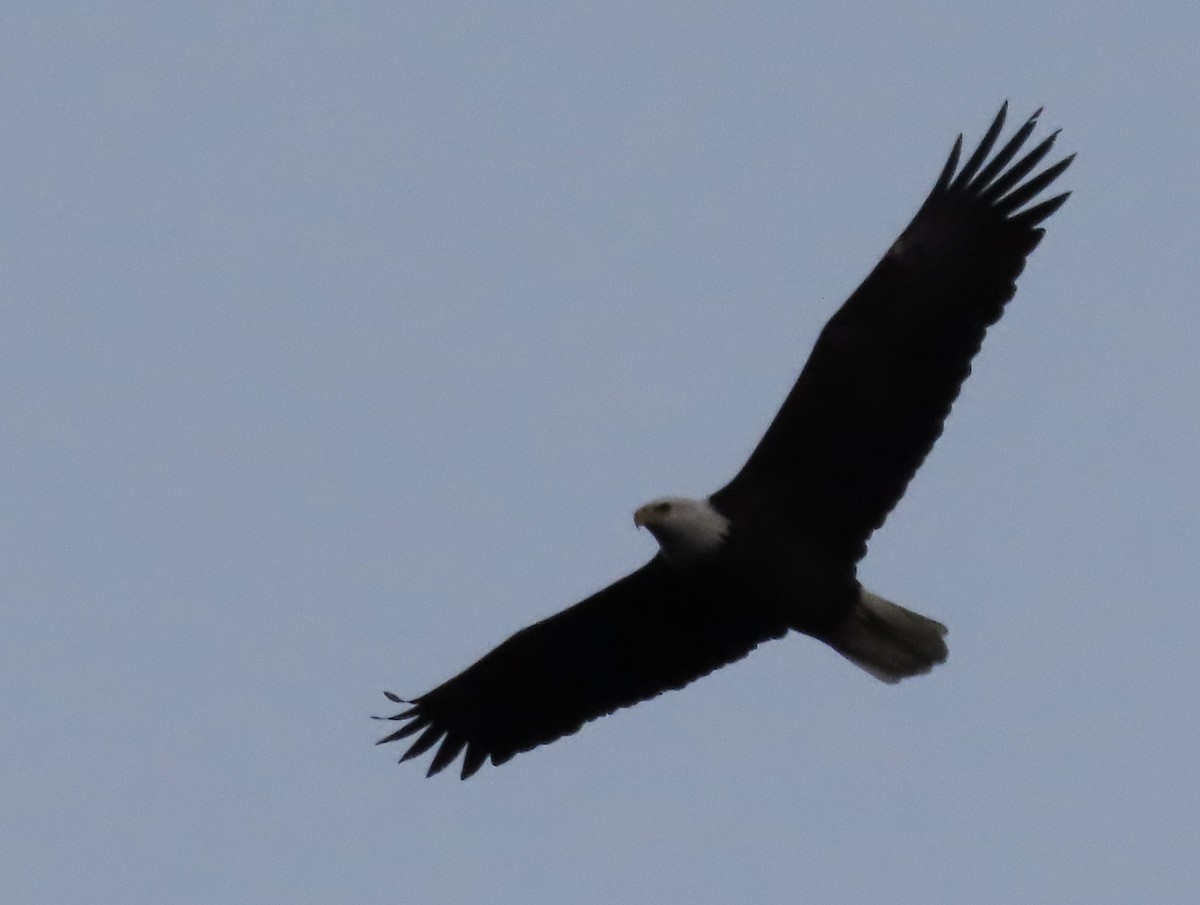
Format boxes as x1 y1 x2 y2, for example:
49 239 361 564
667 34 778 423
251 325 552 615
633 496 730 563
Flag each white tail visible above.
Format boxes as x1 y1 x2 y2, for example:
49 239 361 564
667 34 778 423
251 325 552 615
825 590 949 683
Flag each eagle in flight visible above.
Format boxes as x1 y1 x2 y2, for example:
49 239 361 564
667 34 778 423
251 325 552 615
377 104 1073 779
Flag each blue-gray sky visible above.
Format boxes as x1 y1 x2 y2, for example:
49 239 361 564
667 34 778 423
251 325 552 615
4 4 1198 903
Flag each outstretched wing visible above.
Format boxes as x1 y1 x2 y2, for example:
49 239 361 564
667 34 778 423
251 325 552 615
377 557 788 779
712 104 1073 562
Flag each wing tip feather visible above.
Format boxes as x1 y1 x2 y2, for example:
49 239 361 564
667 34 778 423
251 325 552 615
949 102 1008 190
934 134 964 192
932 105 1073 225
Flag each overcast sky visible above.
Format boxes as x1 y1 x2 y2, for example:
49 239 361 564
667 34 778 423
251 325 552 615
4 4 1199 904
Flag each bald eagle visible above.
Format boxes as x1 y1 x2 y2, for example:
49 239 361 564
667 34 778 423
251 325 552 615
377 104 1073 779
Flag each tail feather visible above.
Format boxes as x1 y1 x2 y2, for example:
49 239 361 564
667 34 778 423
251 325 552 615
826 590 948 683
